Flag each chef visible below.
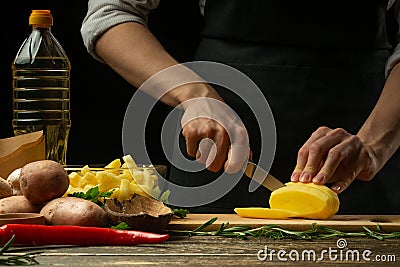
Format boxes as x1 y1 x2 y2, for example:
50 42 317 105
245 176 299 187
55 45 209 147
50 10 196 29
81 0 400 214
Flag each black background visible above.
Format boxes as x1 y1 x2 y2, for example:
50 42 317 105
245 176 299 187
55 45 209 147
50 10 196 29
0 0 203 165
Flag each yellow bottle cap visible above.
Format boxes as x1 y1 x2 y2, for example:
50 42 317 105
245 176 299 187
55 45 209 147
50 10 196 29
29 10 53 26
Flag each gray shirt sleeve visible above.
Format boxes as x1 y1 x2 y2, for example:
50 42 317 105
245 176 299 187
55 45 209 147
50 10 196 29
81 0 160 63
386 0 400 77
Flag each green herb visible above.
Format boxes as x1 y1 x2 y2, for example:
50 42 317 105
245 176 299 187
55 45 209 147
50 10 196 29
69 186 115 208
168 217 400 240
172 208 189 218
0 235 39 265
110 222 131 230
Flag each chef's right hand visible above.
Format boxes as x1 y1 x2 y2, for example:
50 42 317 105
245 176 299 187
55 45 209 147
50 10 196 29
138 64 251 174
180 94 250 174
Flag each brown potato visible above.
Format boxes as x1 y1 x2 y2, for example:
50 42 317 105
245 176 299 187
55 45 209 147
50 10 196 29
40 197 108 227
7 168 23 196
0 196 43 213
0 177 13 199
20 160 69 204
7 168 21 190
12 188 23 196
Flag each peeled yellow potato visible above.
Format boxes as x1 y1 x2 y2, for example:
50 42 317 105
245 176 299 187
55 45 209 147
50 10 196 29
235 182 340 220
118 179 131 200
303 182 340 214
105 158 121 169
286 182 340 217
80 172 98 187
97 171 122 192
270 183 333 219
68 172 81 188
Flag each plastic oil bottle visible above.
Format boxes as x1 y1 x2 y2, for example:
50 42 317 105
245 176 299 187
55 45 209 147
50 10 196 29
12 10 71 165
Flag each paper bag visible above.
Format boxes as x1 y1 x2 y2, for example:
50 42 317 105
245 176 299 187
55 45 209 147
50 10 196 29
0 131 45 178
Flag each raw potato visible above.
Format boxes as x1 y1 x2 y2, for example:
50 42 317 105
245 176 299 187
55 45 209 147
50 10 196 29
12 189 23 196
281 182 339 218
7 168 21 189
0 177 13 199
235 182 340 220
0 195 43 213
7 168 23 196
40 197 108 227
20 160 70 204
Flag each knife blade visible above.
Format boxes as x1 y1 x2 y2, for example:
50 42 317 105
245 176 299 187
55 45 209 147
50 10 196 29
244 162 285 192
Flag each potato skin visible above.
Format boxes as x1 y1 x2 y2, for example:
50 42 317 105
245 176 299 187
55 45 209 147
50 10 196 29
20 160 69 204
40 197 108 227
0 177 13 199
7 168 21 190
6 168 22 196
0 196 43 213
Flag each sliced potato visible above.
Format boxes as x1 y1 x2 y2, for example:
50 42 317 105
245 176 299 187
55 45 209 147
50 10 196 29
234 207 299 219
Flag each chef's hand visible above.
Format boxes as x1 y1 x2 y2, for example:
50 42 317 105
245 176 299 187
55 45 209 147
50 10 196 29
290 126 380 194
180 95 250 174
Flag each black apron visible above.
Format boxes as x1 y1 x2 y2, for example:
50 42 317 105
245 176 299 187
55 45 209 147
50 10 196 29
168 0 400 214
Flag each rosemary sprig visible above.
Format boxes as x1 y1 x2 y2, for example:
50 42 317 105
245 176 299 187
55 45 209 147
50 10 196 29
0 235 39 265
168 217 400 240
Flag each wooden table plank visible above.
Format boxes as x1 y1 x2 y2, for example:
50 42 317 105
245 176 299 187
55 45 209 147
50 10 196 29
5 236 399 266
2 214 399 265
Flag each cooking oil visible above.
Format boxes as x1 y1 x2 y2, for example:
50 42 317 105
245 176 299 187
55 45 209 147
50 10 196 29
12 10 71 164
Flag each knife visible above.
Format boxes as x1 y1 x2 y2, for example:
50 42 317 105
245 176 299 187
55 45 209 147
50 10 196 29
244 162 285 192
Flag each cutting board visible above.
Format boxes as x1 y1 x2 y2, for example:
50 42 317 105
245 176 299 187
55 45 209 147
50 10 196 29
168 214 400 232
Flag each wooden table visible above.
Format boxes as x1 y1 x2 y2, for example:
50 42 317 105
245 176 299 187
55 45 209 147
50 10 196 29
3 214 400 266
5 235 399 266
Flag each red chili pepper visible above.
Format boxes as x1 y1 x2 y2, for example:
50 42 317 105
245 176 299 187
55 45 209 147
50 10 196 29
0 224 169 246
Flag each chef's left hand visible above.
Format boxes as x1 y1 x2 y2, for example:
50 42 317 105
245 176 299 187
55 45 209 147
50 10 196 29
290 126 380 194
